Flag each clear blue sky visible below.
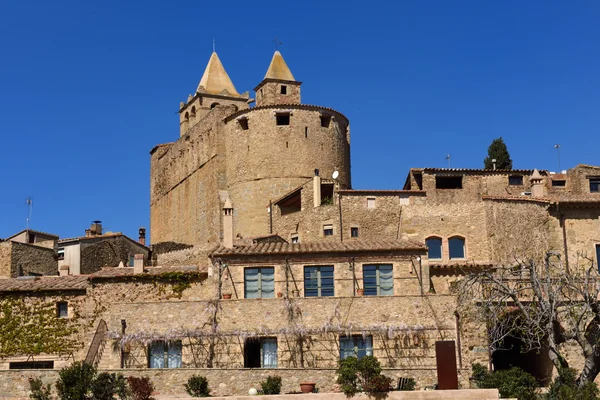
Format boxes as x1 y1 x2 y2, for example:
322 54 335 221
1 0 599 241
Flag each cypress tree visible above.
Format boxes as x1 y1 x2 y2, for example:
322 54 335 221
484 137 512 170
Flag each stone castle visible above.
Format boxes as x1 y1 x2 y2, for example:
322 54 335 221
0 49 599 398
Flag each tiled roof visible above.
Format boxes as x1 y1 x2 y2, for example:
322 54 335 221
5 229 59 240
59 233 149 250
212 239 426 257
483 194 600 205
422 168 540 174
0 276 88 293
482 195 553 204
88 265 202 279
430 261 495 270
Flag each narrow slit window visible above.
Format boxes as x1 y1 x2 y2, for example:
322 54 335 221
351 227 359 238
276 114 290 126
305 127 308 138
280 85 287 95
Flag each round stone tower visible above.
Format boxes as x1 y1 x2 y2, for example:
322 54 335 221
222 51 351 239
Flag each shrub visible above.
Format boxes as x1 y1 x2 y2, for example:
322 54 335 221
92 372 129 400
336 356 392 397
184 375 210 397
29 377 52 400
56 361 96 400
128 376 155 400
546 368 600 400
260 375 282 395
470 363 537 400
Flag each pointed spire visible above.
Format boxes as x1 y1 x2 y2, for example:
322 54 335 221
197 52 240 96
264 51 295 81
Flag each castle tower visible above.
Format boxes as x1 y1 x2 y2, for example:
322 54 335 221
254 51 301 106
178 52 249 136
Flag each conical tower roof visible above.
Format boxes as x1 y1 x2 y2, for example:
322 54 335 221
197 52 240 96
264 51 295 81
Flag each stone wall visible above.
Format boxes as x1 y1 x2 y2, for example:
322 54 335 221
0 242 11 278
10 242 57 277
80 236 148 274
255 80 301 106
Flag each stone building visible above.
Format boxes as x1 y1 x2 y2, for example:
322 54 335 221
0 229 58 278
1 49 600 398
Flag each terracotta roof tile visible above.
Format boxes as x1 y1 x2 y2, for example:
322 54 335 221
212 239 426 257
0 276 88 293
422 168 541 174
430 261 495 270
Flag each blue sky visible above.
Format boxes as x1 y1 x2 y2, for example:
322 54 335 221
1 0 599 241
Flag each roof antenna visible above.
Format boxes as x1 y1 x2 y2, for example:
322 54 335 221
213 38 216 53
445 154 451 169
554 144 561 171
26 197 33 231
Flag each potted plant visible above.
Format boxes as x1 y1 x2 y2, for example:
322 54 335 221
299 381 316 393
222 293 232 299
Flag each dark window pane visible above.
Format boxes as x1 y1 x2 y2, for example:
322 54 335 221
508 175 523 185
596 245 600 273
590 179 600 193
449 238 465 259
426 238 442 259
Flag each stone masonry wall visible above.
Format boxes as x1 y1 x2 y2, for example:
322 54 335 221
0 242 11 278
256 81 301 106
10 242 57 277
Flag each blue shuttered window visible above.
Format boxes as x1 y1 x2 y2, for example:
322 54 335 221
244 268 275 299
304 266 334 297
363 264 393 296
340 336 373 360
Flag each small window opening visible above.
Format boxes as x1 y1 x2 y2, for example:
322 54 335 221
323 224 334 236
552 180 566 187
276 114 290 126
351 227 359 238
57 302 68 318
589 178 600 193
184 112 189 120
305 127 308 138
58 248 65 260
436 176 463 189
28 233 36 243
191 106 196 117
238 118 249 130
320 115 331 128
260 89 263 96
508 175 523 186
280 85 287 95
321 184 334 205
278 189 302 215
291 234 299 244
286 141 289 148
10 361 54 369
210 102 220 109
367 197 376 209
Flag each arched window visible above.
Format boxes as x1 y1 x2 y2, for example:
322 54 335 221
425 237 442 260
184 112 189 120
231 105 239 112
449 237 465 259
191 106 196 116
210 102 220 109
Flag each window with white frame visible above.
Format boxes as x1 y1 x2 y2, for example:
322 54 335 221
340 335 373 360
244 267 275 299
304 266 334 297
323 224 334 236
244 337 277 368
57 248 65 260
362 264 393 296
148 341 182 368
426 237 442 260
449 237 466 259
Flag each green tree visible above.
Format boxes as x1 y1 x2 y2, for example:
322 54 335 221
484 137 512 170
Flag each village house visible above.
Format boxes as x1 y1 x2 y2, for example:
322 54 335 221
0 49 599 398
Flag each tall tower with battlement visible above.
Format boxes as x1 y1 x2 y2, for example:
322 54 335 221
150 50 351 246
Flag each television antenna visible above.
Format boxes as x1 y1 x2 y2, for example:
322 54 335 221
554 144 561 171
445 154 451 169
26 197 33 231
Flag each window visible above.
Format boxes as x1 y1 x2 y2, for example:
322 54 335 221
367 197 376 209
244 337 277 368
28 233 36 243
590 178 600 193
210 102 220 109
280 85 287 95
305 127 308 138
340 335 373 360
129 255 135 267
508 175 523 185
9 361 54 369
449 237 465 259
351 227 359 238
596 245 600 272
238 117 249 130
148 341 182 368
244 267 275 299
320 115 331 128
426 237 442 259
276 113 290 126
323 224 334 236
291 234 299 244
363 264 393 296
436 176 463 189
57 248 65 260
321 183 334 205
57 302 68 318
304 266 334 297
552 180 566 187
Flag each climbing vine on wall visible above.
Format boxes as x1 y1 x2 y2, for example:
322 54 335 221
0 296 81 357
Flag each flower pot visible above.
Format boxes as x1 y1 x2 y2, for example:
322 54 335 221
356 289 364 296
277 292 283 298
222 293 232 299
300 382 316 393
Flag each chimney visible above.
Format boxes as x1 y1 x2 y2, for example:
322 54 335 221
222 198 234 248
313 169 321 208
90 220 102 236
138 227 146 246
133 254 144 274
530 169 546 197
